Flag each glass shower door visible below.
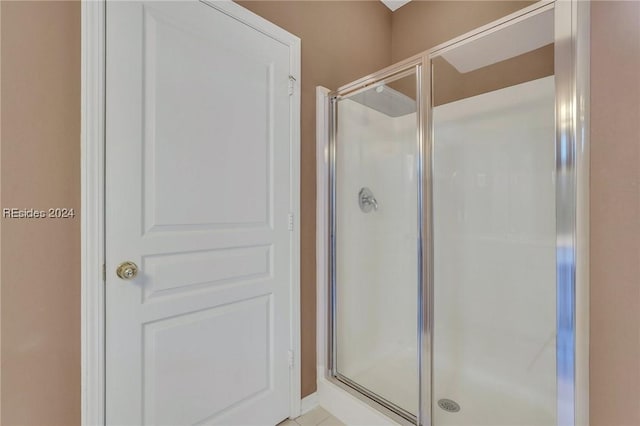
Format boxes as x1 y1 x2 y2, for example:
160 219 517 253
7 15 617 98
331 69 420 420
430 7 557 426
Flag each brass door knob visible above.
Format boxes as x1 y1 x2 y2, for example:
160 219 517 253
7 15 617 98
116 261 139 280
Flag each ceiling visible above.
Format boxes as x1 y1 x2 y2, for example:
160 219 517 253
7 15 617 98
380 0 412 12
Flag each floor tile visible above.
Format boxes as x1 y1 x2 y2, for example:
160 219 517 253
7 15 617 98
318 414 346 426
295 407 331 426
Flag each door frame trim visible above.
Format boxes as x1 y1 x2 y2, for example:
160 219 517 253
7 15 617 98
80 1 302 424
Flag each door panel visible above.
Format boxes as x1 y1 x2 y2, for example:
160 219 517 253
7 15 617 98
141 245 272 301
142 5 275 232
105 2 296 424
143 296 272 425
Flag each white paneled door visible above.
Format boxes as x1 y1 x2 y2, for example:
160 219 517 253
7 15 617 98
105 2 299 425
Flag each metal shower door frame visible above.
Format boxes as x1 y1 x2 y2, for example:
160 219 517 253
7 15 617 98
326 1 589 425
327 60 425 425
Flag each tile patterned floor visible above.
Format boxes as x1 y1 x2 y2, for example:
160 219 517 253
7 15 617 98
278 407 345 426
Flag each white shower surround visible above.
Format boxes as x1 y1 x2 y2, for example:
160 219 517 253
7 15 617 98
432 76 557 426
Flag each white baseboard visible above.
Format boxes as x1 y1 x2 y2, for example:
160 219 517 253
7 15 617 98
300 392 319 415
316 367 399 426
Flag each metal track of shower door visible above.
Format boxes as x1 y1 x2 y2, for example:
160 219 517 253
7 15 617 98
334 373 417 423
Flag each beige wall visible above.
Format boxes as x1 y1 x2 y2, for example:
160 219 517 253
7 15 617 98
590 2 640 425
1 1 639 425
391 0 540 107
391 1 537 63
432 44 553 105
237 0 393 397
0 1 81 425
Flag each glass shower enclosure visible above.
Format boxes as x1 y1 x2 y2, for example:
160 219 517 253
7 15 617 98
325 1 588 425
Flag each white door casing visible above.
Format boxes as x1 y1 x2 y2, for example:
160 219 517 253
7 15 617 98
81 1 300 424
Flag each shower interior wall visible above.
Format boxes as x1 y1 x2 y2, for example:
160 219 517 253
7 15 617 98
432 76 557 426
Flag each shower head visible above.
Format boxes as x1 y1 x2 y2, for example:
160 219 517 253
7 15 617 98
349 84 415 118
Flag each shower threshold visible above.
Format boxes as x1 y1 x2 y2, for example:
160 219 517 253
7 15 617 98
330 373 416 425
